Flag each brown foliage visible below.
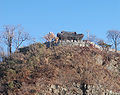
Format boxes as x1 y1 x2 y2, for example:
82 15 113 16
0 44 120 94
43 32 55 42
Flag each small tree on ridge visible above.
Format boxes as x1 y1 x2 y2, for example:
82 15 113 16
107 30 120 52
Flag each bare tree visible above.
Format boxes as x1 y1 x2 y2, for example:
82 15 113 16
89 35 96 42
2 25 30 55
13 26 30 50
2 25 15 55
107 30 120 52
89 35 104 45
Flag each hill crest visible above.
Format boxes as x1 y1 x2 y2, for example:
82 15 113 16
0 43 120 95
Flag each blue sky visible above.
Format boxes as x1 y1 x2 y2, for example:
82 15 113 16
0 0 120 43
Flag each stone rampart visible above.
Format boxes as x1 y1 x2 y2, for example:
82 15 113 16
46 40 120 53
58 40 103 50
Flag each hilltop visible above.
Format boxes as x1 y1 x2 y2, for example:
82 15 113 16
0 43 120 95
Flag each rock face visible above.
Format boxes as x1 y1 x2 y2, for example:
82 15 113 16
0 44 120 95
94 55 103 65
46 84 119 95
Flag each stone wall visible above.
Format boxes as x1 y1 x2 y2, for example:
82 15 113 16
58 40 103 50
56 40 120 53
46 40 120 53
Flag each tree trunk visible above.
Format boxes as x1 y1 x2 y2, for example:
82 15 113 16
49 42 51 48
115 41 117 52
8 37 12 56
10 44 12 55
8 43 12 56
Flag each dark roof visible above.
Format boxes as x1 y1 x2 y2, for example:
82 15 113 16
57 31 84 40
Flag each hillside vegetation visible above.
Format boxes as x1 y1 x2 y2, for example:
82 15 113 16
0 43 120 95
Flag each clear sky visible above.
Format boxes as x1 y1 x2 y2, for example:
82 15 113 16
0 0 120 42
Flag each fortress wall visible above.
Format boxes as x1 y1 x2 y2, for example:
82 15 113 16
50 40 120 53
58 40 102 50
